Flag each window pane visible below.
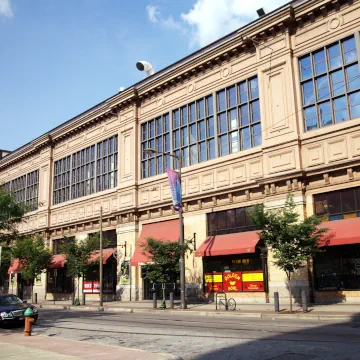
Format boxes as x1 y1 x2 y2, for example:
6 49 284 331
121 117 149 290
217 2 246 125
142 123 147 141
328 191 341 214
164 134 170 152
342 189 356 213
241 127 251 150
206 95 213 116
219 134 229 156
229 109 238 130
250 77 259 99
331 69 345 96
218 112 227 133
156 117 162 135
236 208 246 227
240 104 249 126
314 193 328 216
207 117 214 137
182 127 189 146
218 90 226 112
208 138 215 159
328 43 342 70
300 55 312 80
164 114 170 132
199 142 206 162
313 49 327 75
173 109 180 128
182 147 189 167
346 64 360 91
252 123 262 147
149 158 156 177
251 100 261 123
156 137 163 152
239 81 248 103
342 37 357 64
189 103 196 123
149 121 155 138
228 86 237 108
190 144 198 165
197 99 205 119
334 96 349 123
174 130 180 148
230 131 239 153
226 209 236 230
305 106 317 131
190 124 196 143
319 101 332 127
199 120 206 140
349 91 360 119
316 75 330 101
302 81 315 105
181 106 188 125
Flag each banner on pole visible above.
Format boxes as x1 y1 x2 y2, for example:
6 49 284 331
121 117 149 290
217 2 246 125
166 168 182 211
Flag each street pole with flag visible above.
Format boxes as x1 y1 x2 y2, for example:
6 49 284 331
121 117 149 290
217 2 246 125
166 161 187 310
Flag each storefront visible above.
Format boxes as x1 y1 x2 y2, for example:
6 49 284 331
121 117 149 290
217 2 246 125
195 207 268 296
131 219 181 300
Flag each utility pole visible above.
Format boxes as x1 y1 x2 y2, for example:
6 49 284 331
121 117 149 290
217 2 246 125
99 206 103 306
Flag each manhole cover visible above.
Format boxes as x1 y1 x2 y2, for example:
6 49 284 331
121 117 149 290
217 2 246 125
268 354 316 360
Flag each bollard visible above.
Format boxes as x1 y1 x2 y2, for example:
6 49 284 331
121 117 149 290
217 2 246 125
170 292 174 309
301 290 308 313
274 292 280 312
72 292 75 306
153 292 157 309
34 293 37 304
82 293 86 306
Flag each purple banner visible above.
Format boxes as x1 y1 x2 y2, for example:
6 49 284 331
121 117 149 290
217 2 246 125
166 168 182 211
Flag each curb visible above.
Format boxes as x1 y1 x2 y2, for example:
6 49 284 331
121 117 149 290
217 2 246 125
37 304 360 322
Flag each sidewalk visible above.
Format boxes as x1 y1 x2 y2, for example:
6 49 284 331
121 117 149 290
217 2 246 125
0 333 181 360
36 299 360 322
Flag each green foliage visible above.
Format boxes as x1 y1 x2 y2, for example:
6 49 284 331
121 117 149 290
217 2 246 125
11 236 52 282
141 237 192 284
249 195 328 279
61 235 99 279
0 188 29 245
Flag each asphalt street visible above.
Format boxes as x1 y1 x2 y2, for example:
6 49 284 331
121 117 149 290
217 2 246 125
2 309 360 360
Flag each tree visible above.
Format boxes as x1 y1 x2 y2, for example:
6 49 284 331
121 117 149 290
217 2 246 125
61 234 99 302
11 236 52 300
141 237 192 296
0 188 29 245
249 195 328 312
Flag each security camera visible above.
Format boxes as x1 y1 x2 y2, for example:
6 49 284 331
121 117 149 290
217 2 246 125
136 61 155 77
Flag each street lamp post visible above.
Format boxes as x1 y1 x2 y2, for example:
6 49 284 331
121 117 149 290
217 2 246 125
145 149 187 310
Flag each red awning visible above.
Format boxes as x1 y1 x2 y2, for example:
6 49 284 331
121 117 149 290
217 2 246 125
89 248 116 264
130 220 180 266
49 254 67 269
320 217 360 247
195 231 260 257
8 259 22 275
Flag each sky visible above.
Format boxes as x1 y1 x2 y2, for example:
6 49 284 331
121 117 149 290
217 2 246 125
0 0 288 151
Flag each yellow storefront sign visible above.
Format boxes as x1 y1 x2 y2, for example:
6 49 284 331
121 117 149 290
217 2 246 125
204 274 223 283
242 272 264 282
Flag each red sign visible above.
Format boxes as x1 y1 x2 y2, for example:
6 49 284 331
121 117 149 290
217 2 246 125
223 272 242 292
243 281 264 292
83 281 100 293
205 282 223 292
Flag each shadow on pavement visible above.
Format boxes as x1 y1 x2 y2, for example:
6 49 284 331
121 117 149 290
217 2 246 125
192 313 360 360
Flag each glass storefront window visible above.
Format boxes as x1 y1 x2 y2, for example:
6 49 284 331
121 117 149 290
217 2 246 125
315 244 360 290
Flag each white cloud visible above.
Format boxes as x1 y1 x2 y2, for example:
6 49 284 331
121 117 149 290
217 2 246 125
147 4 185 34
146 5 160 24
0 0 13 18
181 0 288 48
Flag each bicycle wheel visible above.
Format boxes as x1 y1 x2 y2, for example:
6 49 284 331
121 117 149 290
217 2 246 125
218 298 226 310
227 298 236 311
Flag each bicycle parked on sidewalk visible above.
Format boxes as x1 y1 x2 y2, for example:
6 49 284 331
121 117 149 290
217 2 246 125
215 291 236 311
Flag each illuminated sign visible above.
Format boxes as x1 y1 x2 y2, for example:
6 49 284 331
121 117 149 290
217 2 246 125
242 272 264 282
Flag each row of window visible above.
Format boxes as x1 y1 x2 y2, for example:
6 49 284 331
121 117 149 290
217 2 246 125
53 135 118 205
0 170 39 211
141 76 262 178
